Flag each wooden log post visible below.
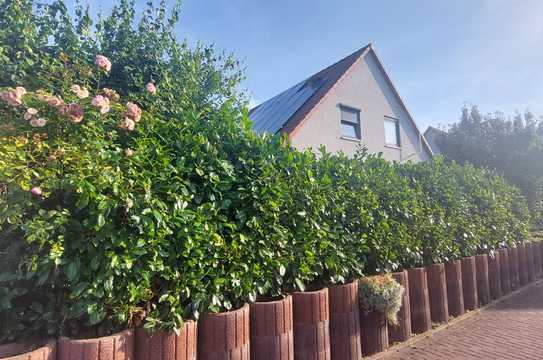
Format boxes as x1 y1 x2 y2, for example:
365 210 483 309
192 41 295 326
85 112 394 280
59 330 134 360
497 249 510 295
388 270 412 344
328 282 361 360
292 288 330 360
199 304 250 360
526 242 536 282
136 321 197 360
518 244 528 286
475 255 490 306
426 263 448 323
407 268 431 333
461 257 478 311
533 242 542 278
509 247 519 290
360 310 388 356
539 242 543 276
445 260 464 317
0 339 56 360
488 251 501 300
250 296 293 360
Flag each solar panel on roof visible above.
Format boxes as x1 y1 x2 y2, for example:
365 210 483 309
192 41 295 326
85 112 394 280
249 45 370 136
250 76 328 134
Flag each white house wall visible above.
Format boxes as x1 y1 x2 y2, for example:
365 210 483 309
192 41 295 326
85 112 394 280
289 51 430 162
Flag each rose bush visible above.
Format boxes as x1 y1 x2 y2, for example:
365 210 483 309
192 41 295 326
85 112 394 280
0 69 150 339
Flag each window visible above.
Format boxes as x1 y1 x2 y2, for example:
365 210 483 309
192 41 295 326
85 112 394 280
384 117 400 147
340 106 361 140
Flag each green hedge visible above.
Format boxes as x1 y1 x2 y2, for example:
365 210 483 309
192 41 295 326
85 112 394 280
0 0 532 343
0 82 531 341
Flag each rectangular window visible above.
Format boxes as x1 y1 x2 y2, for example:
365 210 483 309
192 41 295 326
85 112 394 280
384 117 400 147
340 106 361 140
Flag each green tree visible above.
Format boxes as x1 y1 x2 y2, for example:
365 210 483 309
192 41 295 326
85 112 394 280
438 105 543 227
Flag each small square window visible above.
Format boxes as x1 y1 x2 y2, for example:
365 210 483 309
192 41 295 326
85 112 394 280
341 121 360 139
384 117 400 147
340 106 361 139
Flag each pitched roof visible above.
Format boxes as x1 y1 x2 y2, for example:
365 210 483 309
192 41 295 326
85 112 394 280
249 44 433 156
250 45 370 135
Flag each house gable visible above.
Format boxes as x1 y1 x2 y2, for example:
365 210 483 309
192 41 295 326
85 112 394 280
249 44 433 162
250 45 370 135
289 47 432 162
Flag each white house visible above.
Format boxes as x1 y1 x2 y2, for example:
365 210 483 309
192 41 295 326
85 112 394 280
250 44 433 162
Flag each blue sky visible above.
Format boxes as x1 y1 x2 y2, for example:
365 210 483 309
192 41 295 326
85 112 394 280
81 0 543 130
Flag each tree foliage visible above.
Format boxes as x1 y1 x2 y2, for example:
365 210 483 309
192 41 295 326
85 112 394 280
437 105 543 227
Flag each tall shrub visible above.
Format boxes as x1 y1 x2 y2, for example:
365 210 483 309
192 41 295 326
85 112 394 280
0 0 251 339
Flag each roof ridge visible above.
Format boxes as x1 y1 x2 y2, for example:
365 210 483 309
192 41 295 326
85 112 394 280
306 44 371 81
250 44 371 113
281 45 370 134
249 44 371 135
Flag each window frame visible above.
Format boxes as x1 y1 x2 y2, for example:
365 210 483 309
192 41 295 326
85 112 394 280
384 116 401 148
339 105 362 141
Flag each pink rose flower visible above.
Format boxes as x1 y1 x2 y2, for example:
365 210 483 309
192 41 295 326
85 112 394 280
15 87 26 96
30 118 47 127
124 148 134 157
71 84 89 99
24 108 38 120
123 102 142 122
118 117 136 131
146 82 157 94
30 187 42 196
46 96 64 107
65 103 84 123
0 91 23 107
91 95 111 114
95 54 112 72
91 95 107 107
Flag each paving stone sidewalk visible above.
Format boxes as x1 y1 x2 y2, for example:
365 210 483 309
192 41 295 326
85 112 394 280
380 280 543 360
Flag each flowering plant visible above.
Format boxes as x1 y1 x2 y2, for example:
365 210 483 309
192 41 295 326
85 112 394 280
0 0 252 340
0 80 142 135
0 54 150 339
0 31 286 339
358 275 404 325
